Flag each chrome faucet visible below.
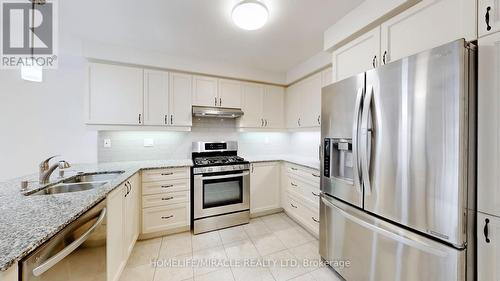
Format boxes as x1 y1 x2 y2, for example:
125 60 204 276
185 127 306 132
39 156 71 184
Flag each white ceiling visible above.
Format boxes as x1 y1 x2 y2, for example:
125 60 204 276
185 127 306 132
62 0 363 73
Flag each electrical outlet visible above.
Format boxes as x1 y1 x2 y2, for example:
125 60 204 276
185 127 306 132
144 138 154 147
103 139 111 148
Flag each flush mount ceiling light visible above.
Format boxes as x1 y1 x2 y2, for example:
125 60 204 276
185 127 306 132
232 0 269 30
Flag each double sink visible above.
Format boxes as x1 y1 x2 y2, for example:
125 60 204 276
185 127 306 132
30 171 124 196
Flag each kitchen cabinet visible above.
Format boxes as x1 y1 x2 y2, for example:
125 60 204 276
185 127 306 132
262 85 285 128
143 70 169 126
107 174 139 281
239 83 265 128
87 63 144 125
192 75 218 107
285 72 323 129
250 162 281 215
477 212 500 281
479 0 500 38
301 72 322 127
169 73 193 126
218 79 242 108
141 167 190 236
322 67 333 87
0 265 17 281
286 83 302 128
332 26 380 82
380 0 476 65
478 33 500 217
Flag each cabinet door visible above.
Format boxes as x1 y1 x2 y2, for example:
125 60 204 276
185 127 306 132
169 73 193 127
380 0 476 65
239 83 264 128
124 174 140 257
478 33 500 217
263 86 285 128
192 75 218 107
250 162 281 214
107 185 125 281
332 26 380 82
300 72 322 128
286 83 302 128
218 79 242 108
478 213 500 281
143 70 169 126
322 67 333 87
87 63 144 125
479 0 500 38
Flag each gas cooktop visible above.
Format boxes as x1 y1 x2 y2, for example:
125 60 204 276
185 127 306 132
193 155 246 166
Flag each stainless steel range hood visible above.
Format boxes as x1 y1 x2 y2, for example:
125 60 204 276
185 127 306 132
192 106 244 118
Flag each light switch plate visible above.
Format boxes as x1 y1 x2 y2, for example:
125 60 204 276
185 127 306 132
103 139 111 148
144 138 154 147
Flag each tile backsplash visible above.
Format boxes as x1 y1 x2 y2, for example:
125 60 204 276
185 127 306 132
98 118 320 162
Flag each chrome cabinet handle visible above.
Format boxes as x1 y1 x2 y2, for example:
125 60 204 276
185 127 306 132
215 97 217 106
312 217 320 223
290 203 298 208
161 184 174 188
138 114 142 124
265 119 268 127
484 218 491 243
290 182 298 187
382 51 388 64
317 115 321 125
170 115 173 125
312 173 320 178
290 167 298 171
486 6 492 31
298 118 301 127
312 192 320 197
161 215 174 220
161 196 174 201
372 55 377 68
219 98 222 106
33 208 107 277
164 115 168 125
161 172 174 176
261 118 264 127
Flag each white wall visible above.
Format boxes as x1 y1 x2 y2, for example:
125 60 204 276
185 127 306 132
0 53 98 180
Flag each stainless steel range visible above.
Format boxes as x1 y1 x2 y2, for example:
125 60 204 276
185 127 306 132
191 141 250 234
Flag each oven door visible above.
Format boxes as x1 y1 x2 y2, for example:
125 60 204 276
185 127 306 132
194 170 250 219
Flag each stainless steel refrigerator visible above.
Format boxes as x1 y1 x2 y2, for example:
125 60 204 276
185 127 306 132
319 39 476 281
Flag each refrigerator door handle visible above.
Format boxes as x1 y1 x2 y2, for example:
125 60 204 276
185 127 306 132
352 87 364 194
360 85 373 195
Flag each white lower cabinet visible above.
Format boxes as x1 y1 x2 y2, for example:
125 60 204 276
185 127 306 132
141 167 190 235
250 162 281 215
478 212 500 281
106 173 140 281
280 163 320 237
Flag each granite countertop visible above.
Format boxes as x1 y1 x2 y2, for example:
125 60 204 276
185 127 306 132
242 155 320 170
0 159 192 271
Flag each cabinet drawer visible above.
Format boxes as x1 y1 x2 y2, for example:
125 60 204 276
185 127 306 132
286 164 320 185
142 168 189 182
284 193 319 236
142 191 189 208
142 203 189 234
142 178 189 195
286 175 320 209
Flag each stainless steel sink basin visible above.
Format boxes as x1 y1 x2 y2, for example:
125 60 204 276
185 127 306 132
30 171 125 195
62 171 125 184
32 182 108 195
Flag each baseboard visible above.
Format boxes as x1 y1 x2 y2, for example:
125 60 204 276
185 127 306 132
250 208 283 218
138 225 190 240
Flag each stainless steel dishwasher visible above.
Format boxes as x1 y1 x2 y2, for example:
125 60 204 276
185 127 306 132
21 200 107 281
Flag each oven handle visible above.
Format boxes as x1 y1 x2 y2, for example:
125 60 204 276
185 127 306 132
32 208 107 277
201 171 249 180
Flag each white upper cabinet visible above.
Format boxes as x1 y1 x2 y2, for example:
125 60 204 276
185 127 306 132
143 70 169 126
192 75 218 107
477 212 500 281
301 72 323 128
169 73 193 127
218 79 242 108
479 0 500 37
478 33 500 217
332 27 380 82
87 63 144 125
240 83 264 128
263 86 285 129
380 0 477 65
286 83 302 129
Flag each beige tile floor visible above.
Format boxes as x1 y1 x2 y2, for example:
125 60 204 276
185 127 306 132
119 212 343 281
